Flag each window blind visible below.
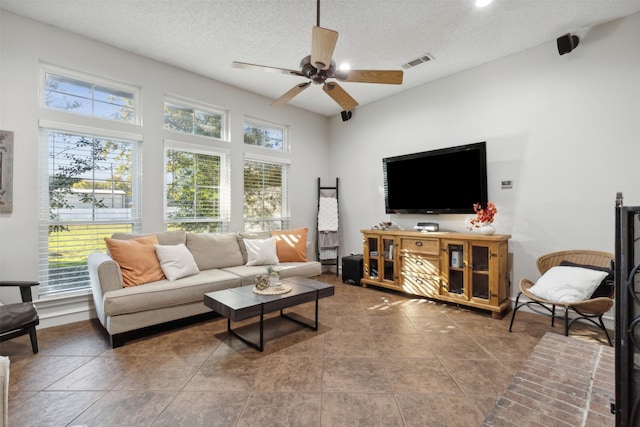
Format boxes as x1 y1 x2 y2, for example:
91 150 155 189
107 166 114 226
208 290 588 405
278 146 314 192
243 158 289 231
39 129 140 295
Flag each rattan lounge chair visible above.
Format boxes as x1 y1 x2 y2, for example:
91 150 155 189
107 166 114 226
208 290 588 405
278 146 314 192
509 250 614 346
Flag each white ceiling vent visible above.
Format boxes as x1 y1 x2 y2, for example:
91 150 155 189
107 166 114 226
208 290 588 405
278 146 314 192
402 53 434 69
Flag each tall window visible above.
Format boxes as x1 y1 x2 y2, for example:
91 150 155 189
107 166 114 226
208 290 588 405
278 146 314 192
164 143 230 232
243 158 289 231
244 119 286 151
40 128 140 295
164 98 224 139
43 66 139 124
39 67 141 296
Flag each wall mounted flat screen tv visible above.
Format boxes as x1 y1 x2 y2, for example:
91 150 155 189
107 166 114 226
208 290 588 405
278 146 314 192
383 141 488 214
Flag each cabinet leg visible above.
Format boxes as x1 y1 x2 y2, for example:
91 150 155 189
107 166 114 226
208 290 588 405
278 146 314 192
492 311 503 320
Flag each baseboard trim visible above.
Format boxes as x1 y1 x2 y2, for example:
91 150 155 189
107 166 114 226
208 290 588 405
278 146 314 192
34 292 96 329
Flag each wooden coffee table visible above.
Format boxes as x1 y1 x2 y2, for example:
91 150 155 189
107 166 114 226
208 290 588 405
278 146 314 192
204 276 334 351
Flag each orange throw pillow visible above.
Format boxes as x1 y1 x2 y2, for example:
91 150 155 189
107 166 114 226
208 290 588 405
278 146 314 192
105 235 165 287
272 227 308 262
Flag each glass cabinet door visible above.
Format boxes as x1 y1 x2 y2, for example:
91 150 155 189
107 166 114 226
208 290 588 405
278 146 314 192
363 234 397 286
443 242 466 297
364 236 380 280
382 238 395 282
471 245 490 300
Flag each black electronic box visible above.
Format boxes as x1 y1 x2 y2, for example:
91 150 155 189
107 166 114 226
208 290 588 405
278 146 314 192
342 254 363 286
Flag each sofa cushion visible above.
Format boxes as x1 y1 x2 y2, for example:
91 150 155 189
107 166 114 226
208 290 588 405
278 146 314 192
110 230 187 246
272 227 308 262
186 232 244 270
154 244 200 281
221 265 274 286
244 237 279 266
105 235 165 287
237 231 271 264
276 261 323 279
103 269 242 316
222 261 322 286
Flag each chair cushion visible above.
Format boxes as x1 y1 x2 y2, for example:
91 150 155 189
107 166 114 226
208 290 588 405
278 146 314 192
559 260 614 298
0 302 38 334
529 266 609 303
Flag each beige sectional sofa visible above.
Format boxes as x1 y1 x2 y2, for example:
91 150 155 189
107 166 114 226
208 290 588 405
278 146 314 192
88 230 321 347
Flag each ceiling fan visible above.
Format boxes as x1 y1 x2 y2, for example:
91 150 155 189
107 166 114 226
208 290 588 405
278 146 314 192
231 0 403 111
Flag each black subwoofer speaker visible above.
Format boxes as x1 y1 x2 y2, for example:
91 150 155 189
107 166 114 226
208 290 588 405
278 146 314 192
342 254 363 286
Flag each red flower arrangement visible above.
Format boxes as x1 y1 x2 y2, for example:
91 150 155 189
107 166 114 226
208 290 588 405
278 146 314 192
467 202 497 230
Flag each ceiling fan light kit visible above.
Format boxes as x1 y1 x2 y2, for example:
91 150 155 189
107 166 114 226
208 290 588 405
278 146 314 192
232 0 403 114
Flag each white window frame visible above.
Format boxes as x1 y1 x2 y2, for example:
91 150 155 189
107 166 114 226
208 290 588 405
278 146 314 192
163 139 231 232
164 95 228 141
243 152 291 232
40 63 142 125
38 120 142 296
243 117 288 153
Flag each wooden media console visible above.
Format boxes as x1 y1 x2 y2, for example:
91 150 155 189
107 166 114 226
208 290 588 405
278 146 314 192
361 229 511 318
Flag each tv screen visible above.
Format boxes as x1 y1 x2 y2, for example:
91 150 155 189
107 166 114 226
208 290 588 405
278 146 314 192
383 142 488 214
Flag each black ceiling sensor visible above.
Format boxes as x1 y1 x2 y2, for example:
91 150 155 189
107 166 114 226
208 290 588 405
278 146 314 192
341 110 352 122
557 33 580 55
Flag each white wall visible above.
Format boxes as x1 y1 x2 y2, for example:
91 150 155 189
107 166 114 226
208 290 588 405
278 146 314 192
2 10 638 327
0 13 330 317
328 13 640 301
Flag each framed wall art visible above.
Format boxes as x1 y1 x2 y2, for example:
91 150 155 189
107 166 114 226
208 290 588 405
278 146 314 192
0 130 14 213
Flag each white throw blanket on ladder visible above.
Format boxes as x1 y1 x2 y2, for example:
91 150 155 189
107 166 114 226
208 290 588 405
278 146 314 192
318 196 339 260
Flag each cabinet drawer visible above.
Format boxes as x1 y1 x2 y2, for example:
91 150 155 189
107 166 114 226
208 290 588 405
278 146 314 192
400 238 439 254
400 272 440 297
401 253 439 275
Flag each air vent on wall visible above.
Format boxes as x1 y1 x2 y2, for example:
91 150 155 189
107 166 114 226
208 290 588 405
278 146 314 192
402 53 434 69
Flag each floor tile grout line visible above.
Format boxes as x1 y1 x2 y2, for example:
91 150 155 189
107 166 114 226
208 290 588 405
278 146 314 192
581 344 602 427
4 274 614 426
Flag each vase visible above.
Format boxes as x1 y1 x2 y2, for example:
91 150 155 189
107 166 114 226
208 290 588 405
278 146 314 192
269 275 279 287
478 223 495 235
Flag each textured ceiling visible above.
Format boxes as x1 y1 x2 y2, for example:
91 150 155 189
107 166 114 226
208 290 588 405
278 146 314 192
2 0 640 116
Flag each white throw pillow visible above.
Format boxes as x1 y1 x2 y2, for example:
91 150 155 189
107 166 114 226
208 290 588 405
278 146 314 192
244 237 279 266
154 243 200 281
528 266 609 303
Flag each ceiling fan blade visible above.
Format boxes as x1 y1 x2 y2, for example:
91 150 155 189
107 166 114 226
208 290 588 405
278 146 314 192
232 61 306 77
311 26 338 70
323 82 359 111
271 82 311 106
334 70 404 85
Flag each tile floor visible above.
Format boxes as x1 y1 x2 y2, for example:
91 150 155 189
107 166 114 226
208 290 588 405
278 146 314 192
1 273 612 426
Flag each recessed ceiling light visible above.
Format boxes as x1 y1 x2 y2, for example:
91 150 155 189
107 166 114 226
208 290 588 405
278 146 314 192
475 0 492 7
